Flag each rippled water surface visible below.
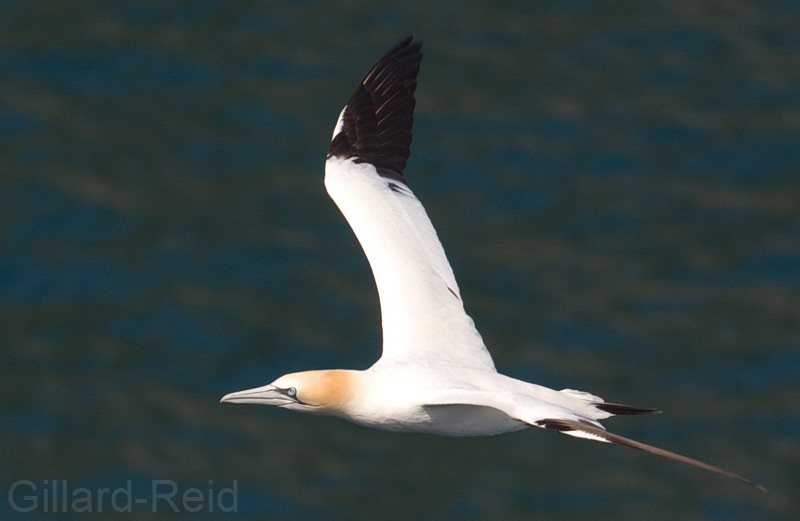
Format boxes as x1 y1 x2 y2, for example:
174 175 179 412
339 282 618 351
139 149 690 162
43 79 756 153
2 1 799 520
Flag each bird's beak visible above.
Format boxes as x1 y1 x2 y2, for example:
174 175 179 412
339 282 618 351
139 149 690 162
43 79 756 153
220 384 292 406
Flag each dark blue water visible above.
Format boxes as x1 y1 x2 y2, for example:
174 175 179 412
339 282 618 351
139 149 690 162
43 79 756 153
2 2 798 520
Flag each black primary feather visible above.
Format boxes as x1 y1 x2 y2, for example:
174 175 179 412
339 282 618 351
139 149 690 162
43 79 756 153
327 36 423 183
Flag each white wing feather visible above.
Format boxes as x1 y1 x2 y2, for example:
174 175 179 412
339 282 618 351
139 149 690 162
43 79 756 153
325 155 495 370
324 37 495 370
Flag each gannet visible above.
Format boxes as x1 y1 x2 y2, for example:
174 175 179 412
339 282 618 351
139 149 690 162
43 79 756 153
221 36 764 491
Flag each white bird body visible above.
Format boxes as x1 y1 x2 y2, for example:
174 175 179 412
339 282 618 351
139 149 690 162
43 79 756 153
274 364 608 437
221 36 764 491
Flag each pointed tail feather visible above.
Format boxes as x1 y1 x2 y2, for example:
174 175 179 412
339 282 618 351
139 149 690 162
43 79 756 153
537 418 766 492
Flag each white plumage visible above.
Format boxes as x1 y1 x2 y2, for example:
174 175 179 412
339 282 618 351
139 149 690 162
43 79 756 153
221 36 764 492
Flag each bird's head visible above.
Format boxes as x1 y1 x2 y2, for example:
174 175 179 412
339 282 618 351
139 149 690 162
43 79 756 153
220 369 357 414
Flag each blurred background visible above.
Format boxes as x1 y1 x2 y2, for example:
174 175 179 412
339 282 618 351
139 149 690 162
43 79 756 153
1 1 798 520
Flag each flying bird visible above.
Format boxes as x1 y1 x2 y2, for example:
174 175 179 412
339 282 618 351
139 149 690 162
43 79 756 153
222 36 764 492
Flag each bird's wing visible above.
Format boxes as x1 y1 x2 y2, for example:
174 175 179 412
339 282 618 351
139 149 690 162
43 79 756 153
423 390 766 491
423 390 608 434
324 36 496 371
537 418 766 491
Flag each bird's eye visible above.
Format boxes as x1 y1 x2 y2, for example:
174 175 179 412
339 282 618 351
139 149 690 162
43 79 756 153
286 387 297 397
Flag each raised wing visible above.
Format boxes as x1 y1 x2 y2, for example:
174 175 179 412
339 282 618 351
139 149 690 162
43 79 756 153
324 36 495 371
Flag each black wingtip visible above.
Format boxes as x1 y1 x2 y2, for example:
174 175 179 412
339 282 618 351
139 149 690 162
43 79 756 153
536 418 766 492
327 36 423 182
594 402 662 416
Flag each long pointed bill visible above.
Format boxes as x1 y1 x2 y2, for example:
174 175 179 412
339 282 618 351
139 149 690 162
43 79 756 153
220 384 293 406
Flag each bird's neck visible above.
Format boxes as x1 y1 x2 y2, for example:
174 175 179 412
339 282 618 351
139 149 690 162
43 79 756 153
291 369 363 412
